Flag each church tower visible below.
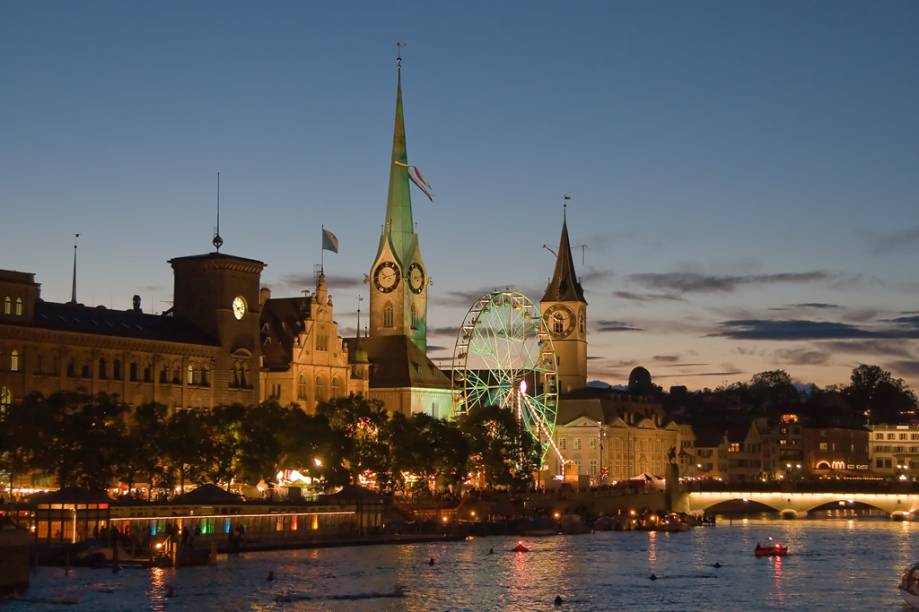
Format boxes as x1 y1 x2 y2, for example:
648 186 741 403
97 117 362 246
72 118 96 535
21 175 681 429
369 57 427 352
541 211 587 393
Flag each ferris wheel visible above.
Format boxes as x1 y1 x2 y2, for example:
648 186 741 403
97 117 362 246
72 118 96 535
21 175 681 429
451 290 562 463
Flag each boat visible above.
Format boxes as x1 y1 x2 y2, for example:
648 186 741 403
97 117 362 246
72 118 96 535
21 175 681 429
512 541 529 553
899 563 919 609
754 543 787 557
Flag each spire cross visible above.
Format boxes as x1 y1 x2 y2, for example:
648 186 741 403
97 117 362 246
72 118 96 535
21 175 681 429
396 41 405 68
562 194 572 221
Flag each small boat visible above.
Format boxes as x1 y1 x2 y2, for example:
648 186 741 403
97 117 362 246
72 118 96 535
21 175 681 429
754 543 787 557
512 541 529 553
899 563 919 609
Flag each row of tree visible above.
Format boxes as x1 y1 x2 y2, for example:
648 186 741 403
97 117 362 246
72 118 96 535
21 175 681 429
661 364 918 429
0 392 541 499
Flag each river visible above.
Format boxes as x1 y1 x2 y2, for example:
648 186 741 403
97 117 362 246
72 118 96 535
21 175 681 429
7 519 918 610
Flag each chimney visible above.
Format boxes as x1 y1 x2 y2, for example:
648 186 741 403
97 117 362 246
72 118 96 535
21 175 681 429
132 294 142 313
259 287 271 306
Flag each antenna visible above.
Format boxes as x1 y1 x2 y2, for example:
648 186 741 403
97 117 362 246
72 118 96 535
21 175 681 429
213 172 223 252
70 233 80 304
542 244 557 257
356 295 364 339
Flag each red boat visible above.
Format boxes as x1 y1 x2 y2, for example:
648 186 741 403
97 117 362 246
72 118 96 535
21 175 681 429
755 543 788 557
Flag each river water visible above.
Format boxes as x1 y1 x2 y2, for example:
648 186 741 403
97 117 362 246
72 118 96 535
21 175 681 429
8 519 918 610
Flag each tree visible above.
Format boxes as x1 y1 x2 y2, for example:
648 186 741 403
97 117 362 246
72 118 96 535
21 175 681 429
0 393 51 499
847 364 917 424
749 370 800 412
114 402 168 498
318 395 392 490
458 404 540 490
277 409 348 489
160 408 214 492
237 402 287 486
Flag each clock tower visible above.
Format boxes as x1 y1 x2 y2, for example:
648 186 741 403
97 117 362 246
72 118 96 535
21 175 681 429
369 57 427 352
541 212 587 393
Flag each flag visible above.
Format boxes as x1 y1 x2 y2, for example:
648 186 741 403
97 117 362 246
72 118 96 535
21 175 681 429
394 161 434 202
321 227 339 253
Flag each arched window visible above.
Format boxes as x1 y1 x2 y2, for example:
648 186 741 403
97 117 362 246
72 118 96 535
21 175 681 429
331 376 343 398
14 297 23 316
2 296 10 315
298 374 308 400
10 350 20 372
0 386 11 408
113 360 122 379
200 366 209 386
98 358 107 379
129 362 138 381
410 304 418 330
67 361 76 377
553 313 564 335
316 375 328 402
383 303 394 328
186 364 194 385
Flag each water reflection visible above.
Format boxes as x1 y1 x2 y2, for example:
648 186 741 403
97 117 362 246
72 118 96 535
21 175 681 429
647 531 657 575
147 566 169 612
772 555 784 607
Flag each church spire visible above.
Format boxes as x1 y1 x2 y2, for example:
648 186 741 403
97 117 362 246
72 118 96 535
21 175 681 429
543 212 585 303
382 51 415 264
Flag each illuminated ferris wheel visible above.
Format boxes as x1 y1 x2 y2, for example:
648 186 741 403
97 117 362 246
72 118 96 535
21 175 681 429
451 290 562 463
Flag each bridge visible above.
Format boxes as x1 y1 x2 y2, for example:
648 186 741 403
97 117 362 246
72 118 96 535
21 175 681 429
686 489 919 519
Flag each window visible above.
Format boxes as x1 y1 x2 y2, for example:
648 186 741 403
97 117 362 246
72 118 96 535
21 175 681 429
0 386 11 409
298 375 308 400
2 296 10 315
590 460 597 476
200 367 208 386
10 350 20 372
316 334 328 351
589 438 597 449
729 442 740 453
912 434 919 441
270 383 281 399
14 297 22 316
876 433 884 440
67 361 76 377
888 433 896 440
316 376 328 402
819 442 828 451
113 360 122 380
559 438 567 450
410 304 418 330
431 402 439 419
331 376 343 398
129 363 138 381
143 365 152 383
383 303 394 328
574 438 581 450
81 364 90 378
186 364 194 385
98 358 107 379
901 434 909 441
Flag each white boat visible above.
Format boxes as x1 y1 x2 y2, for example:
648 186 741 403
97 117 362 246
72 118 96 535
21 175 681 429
899 563 919 609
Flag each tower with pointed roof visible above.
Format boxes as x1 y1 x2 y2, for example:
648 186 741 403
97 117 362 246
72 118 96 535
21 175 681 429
541 211 588 393
369 56 427 352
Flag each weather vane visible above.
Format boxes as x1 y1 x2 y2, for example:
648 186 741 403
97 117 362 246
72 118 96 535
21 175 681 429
396 41 405 67
213 171 224 252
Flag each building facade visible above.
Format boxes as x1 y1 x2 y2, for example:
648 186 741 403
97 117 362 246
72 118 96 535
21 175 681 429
869 424 919 477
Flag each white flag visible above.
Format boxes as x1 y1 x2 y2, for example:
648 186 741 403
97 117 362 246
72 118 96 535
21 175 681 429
321 228 339 253
394 161 434 202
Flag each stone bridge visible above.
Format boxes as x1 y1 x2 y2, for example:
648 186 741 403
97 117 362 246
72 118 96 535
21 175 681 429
686 490 919 519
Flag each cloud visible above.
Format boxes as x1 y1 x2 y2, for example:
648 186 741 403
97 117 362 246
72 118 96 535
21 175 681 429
279 273 364 291
652 355 680 363
594 320 644 333
137 285 161 293
613 290 683 303
819 339 915 358
431 286 543 308
426 344 450 353
867 227 919 255
889 360 919 377
654 369 745 379
628 271 829 294
579 268 615 285
715 319 919 341
427 326 459 338
769 303 841 311
773 348 831 366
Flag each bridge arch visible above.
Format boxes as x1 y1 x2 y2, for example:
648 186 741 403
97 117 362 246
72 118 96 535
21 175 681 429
688 491 919 520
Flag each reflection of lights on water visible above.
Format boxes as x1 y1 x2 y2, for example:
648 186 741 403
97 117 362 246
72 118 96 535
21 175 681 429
773 555 784 606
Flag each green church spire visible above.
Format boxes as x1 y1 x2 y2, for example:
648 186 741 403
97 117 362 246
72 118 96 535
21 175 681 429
382 59 415 265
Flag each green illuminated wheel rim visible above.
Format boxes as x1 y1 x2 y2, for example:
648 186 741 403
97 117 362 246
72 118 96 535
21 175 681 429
451 290 559 462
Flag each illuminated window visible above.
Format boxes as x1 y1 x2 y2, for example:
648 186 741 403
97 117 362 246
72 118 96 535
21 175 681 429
574 438 581 450
270 383 281 399
298 374 308 400
590 460 597 475
819 442 828 451
0 386 11 408
2 296 10 315
729 443 740 453
383 303 394 328
589 438 597 449
14 297 22 316
186 364 194 385
559 438 567 450
10 350 20 372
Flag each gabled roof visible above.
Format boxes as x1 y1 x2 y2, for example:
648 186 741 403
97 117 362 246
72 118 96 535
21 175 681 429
260 296 312 370
26 301 218 346
344 335 450 390
542 218 585 303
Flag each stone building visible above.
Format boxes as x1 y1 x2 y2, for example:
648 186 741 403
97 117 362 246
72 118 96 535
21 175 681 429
259 272 369 410
868 424 919 477
0 251 265 412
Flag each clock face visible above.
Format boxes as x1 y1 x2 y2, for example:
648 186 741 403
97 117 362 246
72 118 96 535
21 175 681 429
232 296 247 320
373 261 401 293
408 262 425 294
544 304 574 338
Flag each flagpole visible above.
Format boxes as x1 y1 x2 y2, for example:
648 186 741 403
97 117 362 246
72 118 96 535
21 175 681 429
320 224 324 274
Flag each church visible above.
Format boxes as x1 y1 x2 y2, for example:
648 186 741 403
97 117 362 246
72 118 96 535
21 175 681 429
0 58 449 419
